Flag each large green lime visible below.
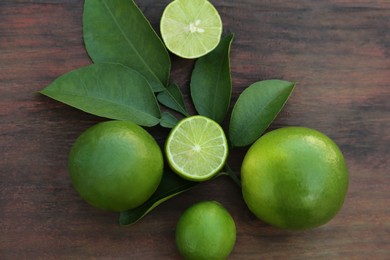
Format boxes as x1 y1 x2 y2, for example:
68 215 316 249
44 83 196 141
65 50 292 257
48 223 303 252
175 201 236 260
241 127 349 230
68 120 163 212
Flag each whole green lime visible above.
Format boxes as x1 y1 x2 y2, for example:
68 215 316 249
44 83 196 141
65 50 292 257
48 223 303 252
68 120 163 212
175 201 236 260
241 127 349 230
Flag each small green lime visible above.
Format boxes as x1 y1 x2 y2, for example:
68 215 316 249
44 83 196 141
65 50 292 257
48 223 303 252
68 120 163 212
241 127 349 230
175 201 236 260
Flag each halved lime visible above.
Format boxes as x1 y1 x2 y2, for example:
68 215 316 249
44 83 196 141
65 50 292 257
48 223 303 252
166 116 228 181
160 0 223 59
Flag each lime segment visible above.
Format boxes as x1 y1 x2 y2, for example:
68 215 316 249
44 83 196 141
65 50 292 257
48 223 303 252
160 0 223 59
166 116 228 181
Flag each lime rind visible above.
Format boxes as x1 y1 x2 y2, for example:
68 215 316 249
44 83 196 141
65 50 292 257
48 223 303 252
160 0 223 59
166 116 228 181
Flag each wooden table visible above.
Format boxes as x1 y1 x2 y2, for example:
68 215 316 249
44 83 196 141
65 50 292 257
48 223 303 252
1 0 389 259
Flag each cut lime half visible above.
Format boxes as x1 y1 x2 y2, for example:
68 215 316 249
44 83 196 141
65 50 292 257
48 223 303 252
166 116 228 181
160 0 223 59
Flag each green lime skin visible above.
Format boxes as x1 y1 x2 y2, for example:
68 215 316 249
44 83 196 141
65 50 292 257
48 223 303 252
176 201 236 260
241 127 349 230
68 120 163 212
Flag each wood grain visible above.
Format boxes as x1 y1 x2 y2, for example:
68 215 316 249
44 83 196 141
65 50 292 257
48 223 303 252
1 0 389 259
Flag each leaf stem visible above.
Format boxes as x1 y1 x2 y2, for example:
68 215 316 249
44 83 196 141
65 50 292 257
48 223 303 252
220 163 241 188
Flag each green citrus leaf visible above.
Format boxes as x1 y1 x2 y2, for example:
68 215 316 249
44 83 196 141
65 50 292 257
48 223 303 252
229 80 296 147
160 111 180 128
119 167 198 225
190 34 234 123
157 84 189 116
83 0 170 92
41 63 161 127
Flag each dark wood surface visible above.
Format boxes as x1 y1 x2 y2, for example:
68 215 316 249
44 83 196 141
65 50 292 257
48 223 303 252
1 0 389 259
